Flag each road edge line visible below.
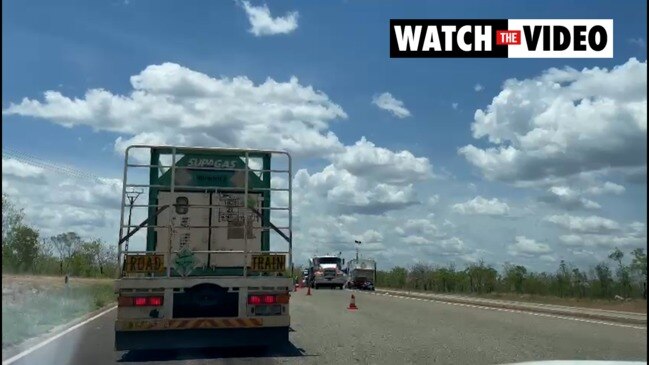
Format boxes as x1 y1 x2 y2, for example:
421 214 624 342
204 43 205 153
2 305 117 365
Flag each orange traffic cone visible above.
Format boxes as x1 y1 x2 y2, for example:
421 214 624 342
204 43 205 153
347 294 358 310
306 286 312 296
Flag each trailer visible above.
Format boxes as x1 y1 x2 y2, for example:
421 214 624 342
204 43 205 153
345 258 376 290
114 145 293 351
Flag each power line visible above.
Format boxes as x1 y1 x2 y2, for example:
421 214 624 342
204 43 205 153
2 147 112 183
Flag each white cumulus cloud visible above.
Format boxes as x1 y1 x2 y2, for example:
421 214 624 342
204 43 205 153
558 221 646 249
452 196 510 216
372 92 411 118
2 158 46 180
427 195 439 206
544 214 620 234
294 165 419 215
539 186 601 210
396 219 444 238
332 137 433 185
2 157 125 243
404 235 467 255
2 63 441 268
585 181 625 195
3 63 347 161
459 58 647 185
238 1 298 36
508 236 552 257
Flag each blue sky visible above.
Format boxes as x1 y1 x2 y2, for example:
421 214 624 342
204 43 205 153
2 0 647 271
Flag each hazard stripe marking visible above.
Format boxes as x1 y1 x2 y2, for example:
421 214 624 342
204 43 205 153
117 318 266 331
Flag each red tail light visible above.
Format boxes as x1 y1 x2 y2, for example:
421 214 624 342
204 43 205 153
249 294 282 305
118 296 163 307
248 295 262 305
148 296 163 306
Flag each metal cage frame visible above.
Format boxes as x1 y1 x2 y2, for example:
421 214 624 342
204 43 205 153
116 145 293 278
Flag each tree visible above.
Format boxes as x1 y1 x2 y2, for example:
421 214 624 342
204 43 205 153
629 248 647 300
391 266 408 288
466 260 497 294
2 194 24 241
408 263 430 290
594 262 613 298
608 247 624 268
32 240 60 275
503 263 527 293
630 248 647 280
97 242 118 276
436 264 457 292
5 225 40 272
571 268 588 298
49 232 83 273
555 260 572 297
2 194 25 270
609 247 632 298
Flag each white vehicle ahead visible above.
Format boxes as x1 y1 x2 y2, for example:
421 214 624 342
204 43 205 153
346 258 377 290
114 145 293 351
308 255 346 289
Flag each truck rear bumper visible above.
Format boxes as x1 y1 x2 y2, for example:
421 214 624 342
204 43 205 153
314 278 346 286
115 326 290 351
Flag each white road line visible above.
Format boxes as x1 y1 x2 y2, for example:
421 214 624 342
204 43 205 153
2 306 117 365
367 292 646 330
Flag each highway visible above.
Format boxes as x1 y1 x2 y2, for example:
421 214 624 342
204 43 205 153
5 289 647 365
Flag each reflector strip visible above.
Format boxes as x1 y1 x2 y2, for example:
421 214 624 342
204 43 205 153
116 318 264 331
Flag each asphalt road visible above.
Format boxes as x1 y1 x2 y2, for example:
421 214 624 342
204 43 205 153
6 289 647 365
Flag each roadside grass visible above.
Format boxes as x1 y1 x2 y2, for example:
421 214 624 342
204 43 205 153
2 276 116 349
378 287 647 314
477 292 647 313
